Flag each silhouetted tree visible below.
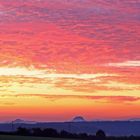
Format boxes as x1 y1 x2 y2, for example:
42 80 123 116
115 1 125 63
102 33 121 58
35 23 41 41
60 130 70 138
32 128 42 136
96 129 106 140
9 127 140 140
78 133 88 138
17 127 30 136
43 128 58 137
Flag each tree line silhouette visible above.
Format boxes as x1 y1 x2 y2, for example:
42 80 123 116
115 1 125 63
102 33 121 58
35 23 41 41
0 127 140 140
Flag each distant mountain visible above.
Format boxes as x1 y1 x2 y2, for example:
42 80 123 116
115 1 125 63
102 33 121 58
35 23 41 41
11 119 37 124
0 121 140 136
72 116 86 122
129 118 140 121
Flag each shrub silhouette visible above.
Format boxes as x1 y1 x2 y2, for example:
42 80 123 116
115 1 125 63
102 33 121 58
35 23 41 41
78 133 88 138
2 126 139 140
60 130 70 137
96 129 106 139
43 128 58 137
17 127 30 136
32 128 42 136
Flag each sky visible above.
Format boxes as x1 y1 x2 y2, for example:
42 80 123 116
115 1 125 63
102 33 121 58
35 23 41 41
0 0 140 122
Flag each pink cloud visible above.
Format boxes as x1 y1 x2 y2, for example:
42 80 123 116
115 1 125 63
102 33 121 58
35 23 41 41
0 0 139 95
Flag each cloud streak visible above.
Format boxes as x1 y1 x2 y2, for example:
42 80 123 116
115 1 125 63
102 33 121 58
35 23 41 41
108 61 140 67
1 94 140 104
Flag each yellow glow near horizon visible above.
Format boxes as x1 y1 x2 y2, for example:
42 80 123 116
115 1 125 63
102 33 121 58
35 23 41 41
0 67 116 79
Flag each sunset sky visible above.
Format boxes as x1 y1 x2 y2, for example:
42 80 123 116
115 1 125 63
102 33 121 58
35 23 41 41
0 0 140 122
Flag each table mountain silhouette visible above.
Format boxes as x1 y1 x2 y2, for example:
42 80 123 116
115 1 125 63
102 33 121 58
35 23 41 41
72 116 86 122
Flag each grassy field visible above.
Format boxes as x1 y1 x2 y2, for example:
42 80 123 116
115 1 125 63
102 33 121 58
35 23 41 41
0 135 77 140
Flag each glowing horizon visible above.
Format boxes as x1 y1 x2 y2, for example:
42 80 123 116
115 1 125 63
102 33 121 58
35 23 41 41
0 0 140 122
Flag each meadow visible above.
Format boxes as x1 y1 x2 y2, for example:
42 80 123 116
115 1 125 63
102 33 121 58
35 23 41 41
0 135 76 140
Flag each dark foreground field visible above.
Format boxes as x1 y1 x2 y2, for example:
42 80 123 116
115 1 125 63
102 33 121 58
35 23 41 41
0 135 76 140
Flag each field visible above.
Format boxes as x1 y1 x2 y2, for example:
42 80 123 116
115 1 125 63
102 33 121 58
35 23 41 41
0 135 77 140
